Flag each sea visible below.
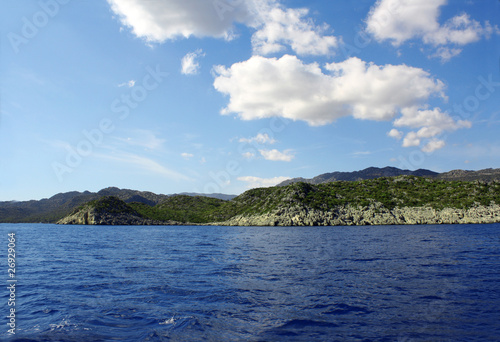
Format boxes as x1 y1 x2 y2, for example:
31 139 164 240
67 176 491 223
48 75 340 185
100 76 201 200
0 223 499 341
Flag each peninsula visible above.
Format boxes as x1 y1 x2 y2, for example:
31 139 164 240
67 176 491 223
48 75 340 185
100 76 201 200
57 174 500 226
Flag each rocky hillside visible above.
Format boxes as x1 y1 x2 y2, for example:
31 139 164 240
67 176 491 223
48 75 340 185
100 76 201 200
437 168 500 182
58 176 500 226
57 196 183 225
6 167 499 224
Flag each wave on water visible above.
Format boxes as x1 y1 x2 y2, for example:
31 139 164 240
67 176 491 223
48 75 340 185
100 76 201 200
1 223 499 341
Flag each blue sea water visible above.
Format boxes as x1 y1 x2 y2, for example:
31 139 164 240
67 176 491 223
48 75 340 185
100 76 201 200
0 223 499 341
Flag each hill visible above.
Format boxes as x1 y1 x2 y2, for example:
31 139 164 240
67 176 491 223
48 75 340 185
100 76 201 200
0 188 235 223
277 166 500 186
3 166 500 224
58 176 500 226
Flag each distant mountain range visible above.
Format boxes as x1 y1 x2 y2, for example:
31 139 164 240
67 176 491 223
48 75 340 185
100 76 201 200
277 166 500 186
0 188 235 223
1 166 499 223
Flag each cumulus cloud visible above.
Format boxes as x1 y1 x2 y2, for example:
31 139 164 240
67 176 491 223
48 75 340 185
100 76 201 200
402 131 421 148
259 149 294 161
251 4 339 56
393 107 471 152
422 139 446 153
214 54 470 152
238 175 291 188
365 0 498 61
181 49 205 75
108 0 339 56
213 55 446 125
107 0 251 42
387 128 403 140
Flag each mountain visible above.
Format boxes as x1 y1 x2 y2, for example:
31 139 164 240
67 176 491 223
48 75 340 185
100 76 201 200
57 175 500 226
3 166 499 224
277 167 500 186
437 168 500 182
0 188 235 223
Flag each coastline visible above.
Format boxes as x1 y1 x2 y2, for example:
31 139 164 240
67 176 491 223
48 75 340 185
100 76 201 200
56 203 500 227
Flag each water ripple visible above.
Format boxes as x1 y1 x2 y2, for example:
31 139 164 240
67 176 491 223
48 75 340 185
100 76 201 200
0 223 499 341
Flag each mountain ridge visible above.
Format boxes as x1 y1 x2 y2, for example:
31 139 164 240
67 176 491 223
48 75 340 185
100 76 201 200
278 166 500 186
57 175 500 226
2 166 499 223
0 188 235 223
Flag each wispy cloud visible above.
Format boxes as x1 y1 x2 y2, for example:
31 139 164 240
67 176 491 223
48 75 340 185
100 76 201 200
239 133 276 145
95 151 192 181
181 152 194 159
113 129 166 151
118 80 136 87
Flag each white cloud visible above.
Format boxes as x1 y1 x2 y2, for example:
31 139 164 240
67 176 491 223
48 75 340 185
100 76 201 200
108 0 339 56
114 129 166 150
422 139 446 153
365 0 498 60
238 176 291 188
96 151 191 181
259 149 294 161
118 80 135 87
251 4 339 56
239 133 276 144
181 49 205 75
213 54 473 152
107 0 252 42
213 55 445 125
181 152 194 159
402 131 421 148
242 151 256 159
395 107 470 131
423 13 496 46
387 128 403 140
431 47 462 62
394 107 471 152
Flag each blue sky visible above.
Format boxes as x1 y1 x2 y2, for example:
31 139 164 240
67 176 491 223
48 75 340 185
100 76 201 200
1 0 499 201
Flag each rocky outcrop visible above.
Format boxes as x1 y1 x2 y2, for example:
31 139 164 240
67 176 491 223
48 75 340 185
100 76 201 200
56 208 175 225
56 196 183 225
216 203 500 226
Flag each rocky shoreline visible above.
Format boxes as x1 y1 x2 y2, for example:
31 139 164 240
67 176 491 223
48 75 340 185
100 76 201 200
214 203 500 226
57 207 185 226
57 202 500 226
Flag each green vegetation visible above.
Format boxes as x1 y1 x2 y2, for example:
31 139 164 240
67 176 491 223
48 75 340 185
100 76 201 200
300 176 500 210
83 196 140 215
129 195 227 223
58 176 500 224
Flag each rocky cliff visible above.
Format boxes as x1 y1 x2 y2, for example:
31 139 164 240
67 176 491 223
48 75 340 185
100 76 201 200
57 196 182 225
216 203 500 226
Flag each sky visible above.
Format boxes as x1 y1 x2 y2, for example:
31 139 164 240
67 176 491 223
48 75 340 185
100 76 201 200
0 0 499 201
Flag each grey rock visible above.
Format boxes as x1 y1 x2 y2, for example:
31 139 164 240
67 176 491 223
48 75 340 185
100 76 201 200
216 203 500 226
56 207 182 226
